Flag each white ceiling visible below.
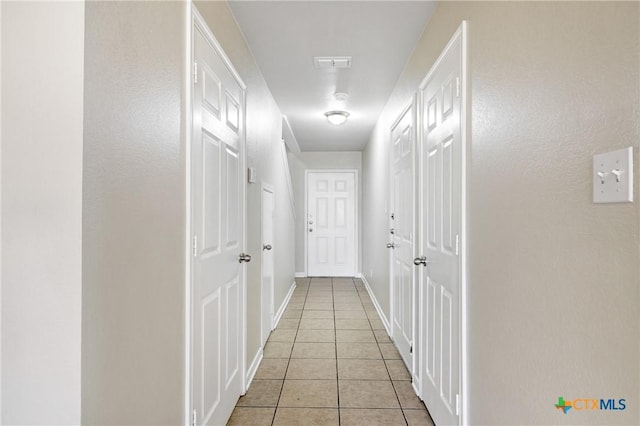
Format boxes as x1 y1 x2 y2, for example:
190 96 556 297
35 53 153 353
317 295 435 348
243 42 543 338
228 1 437 151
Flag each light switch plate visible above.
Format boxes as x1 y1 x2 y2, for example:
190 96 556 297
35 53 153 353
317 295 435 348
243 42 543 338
593 147 633 203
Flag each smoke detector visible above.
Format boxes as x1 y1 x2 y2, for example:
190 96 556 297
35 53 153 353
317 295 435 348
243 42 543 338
334 92 349 101
313 56 352 69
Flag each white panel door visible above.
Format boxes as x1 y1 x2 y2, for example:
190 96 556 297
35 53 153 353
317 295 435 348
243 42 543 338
260 185 275 346
307 171 356 277
389 103 415 371
191 19 246 426
418 25 465 426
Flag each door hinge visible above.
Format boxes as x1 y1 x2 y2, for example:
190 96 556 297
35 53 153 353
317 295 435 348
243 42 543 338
193 61 198 84
192 235 198 257
455 77 460 97
455 394 460 416
455 234 459 256
191 409 197 426
409 344 413 354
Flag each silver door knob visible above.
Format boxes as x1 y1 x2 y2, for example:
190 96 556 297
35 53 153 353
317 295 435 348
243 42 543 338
239 253 252 263
263 244 272 251
386 243 395 249
413 256 427 266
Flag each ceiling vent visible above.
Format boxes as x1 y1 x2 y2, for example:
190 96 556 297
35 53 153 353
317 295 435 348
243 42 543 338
313 56 352 69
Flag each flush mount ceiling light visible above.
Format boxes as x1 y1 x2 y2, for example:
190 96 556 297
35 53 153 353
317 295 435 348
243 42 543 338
324 110 350 126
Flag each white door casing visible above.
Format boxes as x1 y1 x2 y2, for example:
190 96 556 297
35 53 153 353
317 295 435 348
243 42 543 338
260 185 275 346
389 102 416 373
306 170 357 277
417 22 467 426
190 12 247 426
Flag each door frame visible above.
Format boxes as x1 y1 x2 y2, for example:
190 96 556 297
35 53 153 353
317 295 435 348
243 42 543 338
387 99 418 384
416 21 468 424
184 5 249 424
304 169 359 277
260 183 275 345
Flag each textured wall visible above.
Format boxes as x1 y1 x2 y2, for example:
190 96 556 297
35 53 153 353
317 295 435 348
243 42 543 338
1 2 84 424
362 1 639 424
195 0 296 374
82 2 185 424
288 152 363 276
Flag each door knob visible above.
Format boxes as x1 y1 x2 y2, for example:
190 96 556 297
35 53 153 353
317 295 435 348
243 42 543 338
239 253 252 263
309 228 313 232
263 244 272 251
413 256 427 266
386 243 395 249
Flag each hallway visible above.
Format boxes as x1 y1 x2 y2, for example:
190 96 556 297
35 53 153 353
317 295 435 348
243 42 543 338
228 278 433 425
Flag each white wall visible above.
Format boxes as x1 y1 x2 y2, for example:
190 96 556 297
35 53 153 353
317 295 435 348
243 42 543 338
1 2 84 424
195 0 296 377
288 152 362 276
82 2 185 423
362 1 639 424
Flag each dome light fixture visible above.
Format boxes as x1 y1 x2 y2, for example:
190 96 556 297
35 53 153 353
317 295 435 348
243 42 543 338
324 110 350 126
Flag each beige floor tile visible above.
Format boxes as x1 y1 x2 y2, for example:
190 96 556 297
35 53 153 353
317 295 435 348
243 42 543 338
287 301 305 310
337 342 381 359
299 318 335 330
404 408 435 426
334 304 365 312
286 358 337 380
227 407 275 426
338 380 400 408
369 318 386 330
305 302 334 311
282 309 302 319
335 329 375 343
236 379 283 407
393 380 424 409
335 319 371 330
379 343 402 359
279 380 338 407
337 359 389 380
340 409 406 426
263 341 293 358
291 342 336 358
254 358 289 379
374 329 392 343
273 408 339 426
295 329 335 343
334 310 368 320
302 310 334 319
385 359 411 380
268 328 296 342
277 318 300 329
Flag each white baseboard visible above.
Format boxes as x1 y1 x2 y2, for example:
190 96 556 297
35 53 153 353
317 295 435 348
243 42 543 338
273 281 296 329
359 275 391 335
245 347 263 394
294 272 306 278
355 272 363 278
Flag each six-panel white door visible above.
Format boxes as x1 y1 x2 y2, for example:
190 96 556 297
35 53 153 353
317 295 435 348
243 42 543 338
418 27 464 426
261 185 275 346
390 103 416 371
191 20 246 426
307 171 357 277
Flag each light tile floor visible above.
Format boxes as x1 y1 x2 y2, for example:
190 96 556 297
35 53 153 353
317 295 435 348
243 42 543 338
228 277 435 426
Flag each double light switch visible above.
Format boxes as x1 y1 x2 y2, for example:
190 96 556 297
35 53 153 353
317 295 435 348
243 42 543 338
593 147 633 203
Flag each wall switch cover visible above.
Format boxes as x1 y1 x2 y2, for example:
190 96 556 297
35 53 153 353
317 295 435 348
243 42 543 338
593 147 633 203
